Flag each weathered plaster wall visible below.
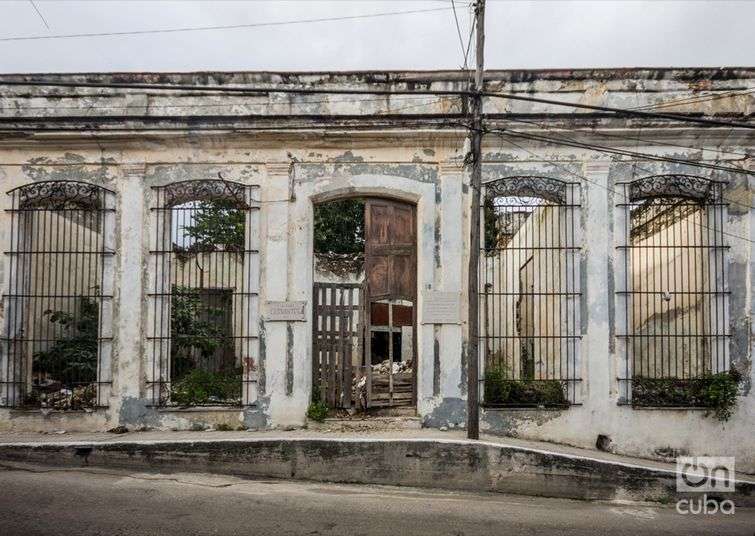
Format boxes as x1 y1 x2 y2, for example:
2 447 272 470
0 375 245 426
0 69 752 471
481 155 755 473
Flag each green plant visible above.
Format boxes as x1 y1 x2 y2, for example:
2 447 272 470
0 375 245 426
313 199 364 255
214 423 234 431
33 294 100 386
184 200 245 252
307 400 329 422
483 195 499 252
704 367 742 421
483 366 568 407
170 287 228 378
482 366 512 404
306 387 330 422
631 367 742 421
170 368 242 406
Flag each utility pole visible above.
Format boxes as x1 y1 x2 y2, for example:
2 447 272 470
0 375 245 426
467 0 485 440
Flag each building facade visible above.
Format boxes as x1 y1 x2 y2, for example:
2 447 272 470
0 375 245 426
0 69 753 471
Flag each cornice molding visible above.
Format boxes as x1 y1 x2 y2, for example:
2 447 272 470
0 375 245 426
121 163 146 178
266 163 291 176
438 161 465 175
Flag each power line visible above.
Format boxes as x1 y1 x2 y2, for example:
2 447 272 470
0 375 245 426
632 88 755 111
28 0 50 30
0 79 464 97
497 115 751 159
492 134 754 245
5 94 751 162
494 114 755 212
3 79 751 130
0 90 750 158
0 94 454 112
0 5 463 43
0 117 469 134
450 0 468 69
462 5 476 80
485 126 754 177
482 91 755 130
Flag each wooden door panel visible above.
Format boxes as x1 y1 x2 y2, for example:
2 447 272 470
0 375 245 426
392 204 415 244
366 203 391 245
391 254 415 301
367 256 391 299
365 199 416 301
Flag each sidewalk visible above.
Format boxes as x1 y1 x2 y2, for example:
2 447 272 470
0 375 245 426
1 427 753 505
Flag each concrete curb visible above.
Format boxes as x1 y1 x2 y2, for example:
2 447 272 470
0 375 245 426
1 437 753 505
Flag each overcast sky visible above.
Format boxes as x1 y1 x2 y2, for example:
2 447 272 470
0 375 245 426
0 0 752 74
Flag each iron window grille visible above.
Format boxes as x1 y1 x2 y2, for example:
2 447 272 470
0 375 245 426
1 181 116 409
616 175 730 406
480 177 582 407
147 179 260 407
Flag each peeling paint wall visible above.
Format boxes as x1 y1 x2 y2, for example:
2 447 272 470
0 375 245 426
0 69 753 471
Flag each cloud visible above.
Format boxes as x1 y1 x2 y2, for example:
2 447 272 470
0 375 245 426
0 0 751 73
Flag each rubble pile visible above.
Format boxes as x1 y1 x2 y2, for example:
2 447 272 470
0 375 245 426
350 359 414 407
30 383 98 410
371 358 413 375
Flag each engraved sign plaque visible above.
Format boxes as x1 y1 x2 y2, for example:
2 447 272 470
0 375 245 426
421 291 461 324
265 301 306 321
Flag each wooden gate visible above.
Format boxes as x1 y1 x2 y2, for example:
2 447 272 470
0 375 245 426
364 199 417 302
312 282 367 409
311 199 418 411
364 199 417 408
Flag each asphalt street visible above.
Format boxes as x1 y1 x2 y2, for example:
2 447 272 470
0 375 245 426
0 462 752 535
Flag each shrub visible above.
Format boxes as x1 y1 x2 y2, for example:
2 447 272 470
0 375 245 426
704 367 742 421
306 386 330 422
33 294 100 386
631 367 742 421
306 400 330 422
483 367 568 407
170 368 242 406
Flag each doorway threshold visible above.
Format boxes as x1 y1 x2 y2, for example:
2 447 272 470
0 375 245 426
308 413 420 433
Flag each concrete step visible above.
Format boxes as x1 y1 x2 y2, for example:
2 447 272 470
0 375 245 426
1 433 753 506
307 415 421 432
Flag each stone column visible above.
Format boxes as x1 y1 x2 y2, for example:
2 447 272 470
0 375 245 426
418 162 467 427
113 164 147 416
260 163 300 426
582 161 612 414
439 162 465 408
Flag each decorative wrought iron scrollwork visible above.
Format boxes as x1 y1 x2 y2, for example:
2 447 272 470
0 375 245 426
485 176 567 205
628 174 718 202
15 181 106 210
161 179 248 208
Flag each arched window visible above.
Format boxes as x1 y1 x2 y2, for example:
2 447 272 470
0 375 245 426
1 181 115 409
147 179 260 407
480 176 581 406
617 175 729 406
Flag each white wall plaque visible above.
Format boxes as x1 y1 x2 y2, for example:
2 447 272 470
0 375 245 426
265 301 307 321
421 291 461 324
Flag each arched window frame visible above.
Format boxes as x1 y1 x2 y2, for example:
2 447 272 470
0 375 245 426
479 176 582 406
146 179 260 407
1 180 116 409
616 174 729 406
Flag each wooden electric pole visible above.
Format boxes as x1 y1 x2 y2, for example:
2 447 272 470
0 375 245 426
467 0 485 440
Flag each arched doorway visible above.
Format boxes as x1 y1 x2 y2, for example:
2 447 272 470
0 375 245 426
311 197 417 412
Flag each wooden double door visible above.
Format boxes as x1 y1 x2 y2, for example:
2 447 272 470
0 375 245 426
312 198 417 410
